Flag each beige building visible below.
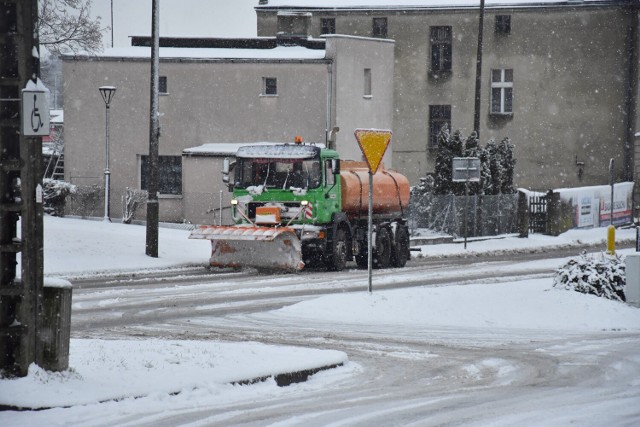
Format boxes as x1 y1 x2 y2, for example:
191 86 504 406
256 0 639 197
62 35 394 222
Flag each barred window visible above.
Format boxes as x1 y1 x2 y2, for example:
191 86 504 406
430 26 452 73
141 155 182 195
321 18 335 35
429 105 451 148
263 77 277 96
372 17 387 38
159 76 168 94
495 15 511 35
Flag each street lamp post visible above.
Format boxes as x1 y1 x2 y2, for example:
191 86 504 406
99 86 116 222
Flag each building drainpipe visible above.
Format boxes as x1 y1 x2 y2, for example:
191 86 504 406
326 62 333 149
624 7 638 182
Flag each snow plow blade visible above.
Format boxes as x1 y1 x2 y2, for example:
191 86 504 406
189 226 304 271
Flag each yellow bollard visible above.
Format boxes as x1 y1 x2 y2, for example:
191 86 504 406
607 225 616 255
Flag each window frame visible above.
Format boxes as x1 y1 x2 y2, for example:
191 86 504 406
495 15 511 35
364 68 372 98
372 17 388 38
430 26 452 74
159 75 168 95
262 77 278 96
140 155 183 196
490 68 513 115
428 105 451 149
321 18 335 35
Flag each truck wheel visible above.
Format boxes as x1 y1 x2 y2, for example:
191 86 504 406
390 226 409 268
373 227 391 269
326 228 348 271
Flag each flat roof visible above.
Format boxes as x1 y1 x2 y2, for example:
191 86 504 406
256 0 625 10
91 45 326 61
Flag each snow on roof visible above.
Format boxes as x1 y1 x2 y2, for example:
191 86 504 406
184 142 326 157
183 142 288 157
257 0 619 9
237 144 322 159
97 46 326 61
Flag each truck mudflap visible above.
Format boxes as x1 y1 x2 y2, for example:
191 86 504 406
189 225 305 271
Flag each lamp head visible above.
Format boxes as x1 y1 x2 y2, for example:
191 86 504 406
99 86 117 107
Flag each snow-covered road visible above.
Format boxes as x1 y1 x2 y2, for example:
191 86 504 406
2 217 639 426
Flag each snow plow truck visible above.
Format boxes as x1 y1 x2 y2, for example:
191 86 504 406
189 141 411 271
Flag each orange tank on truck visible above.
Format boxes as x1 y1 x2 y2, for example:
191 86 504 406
340 161 410 218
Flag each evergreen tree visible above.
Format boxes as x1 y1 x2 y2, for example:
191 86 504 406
485 139 501 195
433 124 452 195
499 137 516 194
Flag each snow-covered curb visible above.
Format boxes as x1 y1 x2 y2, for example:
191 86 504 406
0 339 348 409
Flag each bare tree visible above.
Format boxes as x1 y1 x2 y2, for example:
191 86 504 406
39 0 105 55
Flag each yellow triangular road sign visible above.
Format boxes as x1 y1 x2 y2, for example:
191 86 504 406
354 129 392 174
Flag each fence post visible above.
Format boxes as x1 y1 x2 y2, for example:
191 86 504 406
517 191 529 237
546 190 561 236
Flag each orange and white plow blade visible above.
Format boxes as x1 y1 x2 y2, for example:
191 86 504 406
189 226 304 271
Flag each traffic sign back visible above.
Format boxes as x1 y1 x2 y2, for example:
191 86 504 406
354 129 392 174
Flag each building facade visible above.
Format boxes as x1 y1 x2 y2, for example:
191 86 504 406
256 0 639 199
62 35 394 222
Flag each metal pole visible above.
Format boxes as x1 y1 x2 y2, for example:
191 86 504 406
110 0 114 48
464 181 469 249
473 0 485 137
103 103 111 222
219 190 223 226
146 0 160 257
610 158 614 226
368 171 373 293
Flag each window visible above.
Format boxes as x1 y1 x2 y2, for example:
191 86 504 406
428 105 451 148
263 77 277 96
159 76 168 94
140 155 182 195
372 17 387 38
490 69 513 115
430 26 452 73
495 15 511 35
321 18 335 35
324 159 335 186
364 68 372 98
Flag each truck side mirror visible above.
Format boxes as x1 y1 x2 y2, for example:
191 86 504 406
222 158 230 184
331 159 340 175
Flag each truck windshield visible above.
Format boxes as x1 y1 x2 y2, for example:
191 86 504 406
236 157 322 190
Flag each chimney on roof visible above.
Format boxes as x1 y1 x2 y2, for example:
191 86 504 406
276 11 312 45
259 0 268 4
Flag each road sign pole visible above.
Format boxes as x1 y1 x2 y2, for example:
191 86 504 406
353 129 392 294
368 170 373 293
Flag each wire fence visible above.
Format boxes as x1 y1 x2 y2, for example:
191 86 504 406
409 193 520 238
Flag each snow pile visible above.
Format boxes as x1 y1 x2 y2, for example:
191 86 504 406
554 252 626 301
0 339 348 409
267 278 640 332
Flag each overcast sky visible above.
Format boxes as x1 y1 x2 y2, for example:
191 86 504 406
90 0 258 49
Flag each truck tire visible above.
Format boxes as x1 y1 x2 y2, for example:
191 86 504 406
373 227 392 269
390 226 409 268
326 228 348 271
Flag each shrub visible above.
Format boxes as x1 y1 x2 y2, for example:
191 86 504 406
553 251 626 301
43 179 77 216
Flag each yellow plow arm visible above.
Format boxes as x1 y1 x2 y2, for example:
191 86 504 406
189 225 304 271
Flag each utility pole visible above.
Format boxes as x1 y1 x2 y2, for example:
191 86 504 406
473 0 485 138
0 0 44 377
146 0 160 258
